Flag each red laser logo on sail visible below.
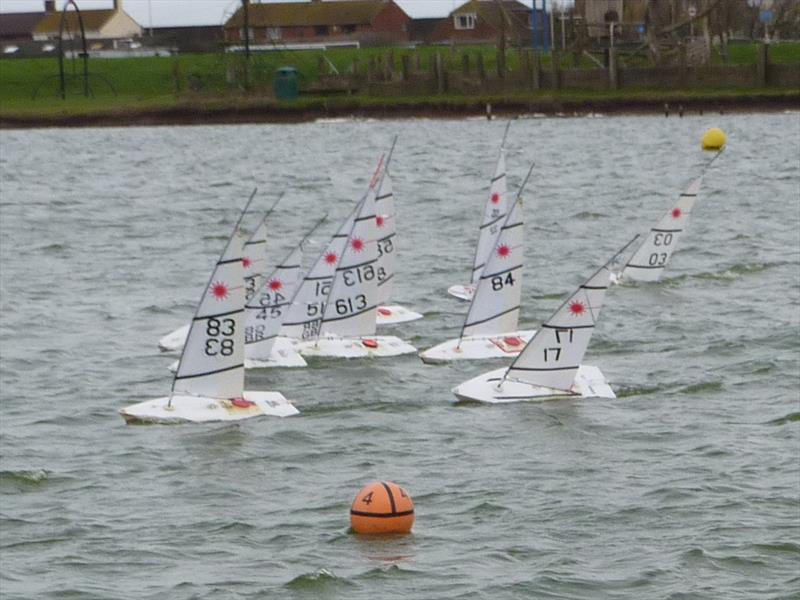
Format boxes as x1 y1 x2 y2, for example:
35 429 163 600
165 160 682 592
324 252 338 265
351 238 365 252
490 192 500 204
497 244 511 258
672 208 682 218
242 256 252 268
376 215 385 228
211 282 229 300
268 279 282 291
569 301 586 316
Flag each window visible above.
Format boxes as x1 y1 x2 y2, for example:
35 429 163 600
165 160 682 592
315 25 329 36
267 27 281 40
342 24 357 34
454 13 476 30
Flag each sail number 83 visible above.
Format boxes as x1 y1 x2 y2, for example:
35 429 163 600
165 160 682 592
205 317 235 356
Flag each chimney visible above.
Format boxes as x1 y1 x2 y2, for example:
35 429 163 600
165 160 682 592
44 0 55 12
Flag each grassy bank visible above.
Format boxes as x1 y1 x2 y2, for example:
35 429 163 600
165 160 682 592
1 42 798 127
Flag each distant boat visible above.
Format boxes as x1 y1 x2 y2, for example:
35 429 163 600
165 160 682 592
447 122 512 302
614 177 702 283
292 156 417 359
452 238 637 404
121 198 298 424
420 164 536 363
374 138 423 326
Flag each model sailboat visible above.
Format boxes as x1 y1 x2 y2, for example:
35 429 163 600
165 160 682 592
452 238 637 403
292 157 417 359
420 165 536 363
157 193 281 352
448 122 511 301
614 177 702 283
373 137 423 326
243 218 326 368
121 199 298 423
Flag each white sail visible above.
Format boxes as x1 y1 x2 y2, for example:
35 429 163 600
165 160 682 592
461 196 523 337
470 148 509 285
172 223 247 400
621 178 701 282
375 171 396 306
504 263 611 393
280 203 360 340
321 185 379 337
244 243 303 360
242 216 268 303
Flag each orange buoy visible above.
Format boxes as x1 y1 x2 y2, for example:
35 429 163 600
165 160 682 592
361 338 379 348
350 481 414 534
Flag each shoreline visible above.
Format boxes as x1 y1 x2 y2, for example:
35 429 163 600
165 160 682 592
1 94 797 129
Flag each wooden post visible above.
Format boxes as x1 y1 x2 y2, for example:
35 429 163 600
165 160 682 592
532 51 541 90
401 54 410 82
386 51 394 81
551 49 561 90
678 43 687 88
318 55 326 76
756 42 768 87
435 53 445 93
462 53 470 77
608 47 618 90
522 50 530 85
477 52 486 82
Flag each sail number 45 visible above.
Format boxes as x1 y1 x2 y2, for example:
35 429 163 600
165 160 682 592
205 317 235 356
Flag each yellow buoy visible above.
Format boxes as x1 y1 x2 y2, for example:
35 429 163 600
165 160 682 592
702 127 727 151
350 481 415 534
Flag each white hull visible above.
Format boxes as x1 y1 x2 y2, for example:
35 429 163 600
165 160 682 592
452 365 615 403
419 330 535 364
376 304 423 325
447 284 475 301
158 323 189 352
245 337 307 368
120 391 299 424
293 334 417 358
168 337 307 371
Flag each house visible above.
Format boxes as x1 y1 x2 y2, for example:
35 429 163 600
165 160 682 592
573 0 647 39
32 0 142 42
223 0 411 46
429 0 532 46
0 0 55 42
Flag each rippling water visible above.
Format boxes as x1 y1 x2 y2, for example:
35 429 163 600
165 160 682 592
1 113 798 599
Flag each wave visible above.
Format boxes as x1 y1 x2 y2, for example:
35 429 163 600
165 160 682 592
693 262 779 281
284 568 355 592
0 469 49 491
678 380 724 395
765 411 800 426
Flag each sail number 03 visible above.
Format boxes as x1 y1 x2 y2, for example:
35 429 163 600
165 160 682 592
205 317 235 356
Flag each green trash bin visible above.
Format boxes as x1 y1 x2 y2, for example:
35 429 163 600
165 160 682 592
274 66 299 101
